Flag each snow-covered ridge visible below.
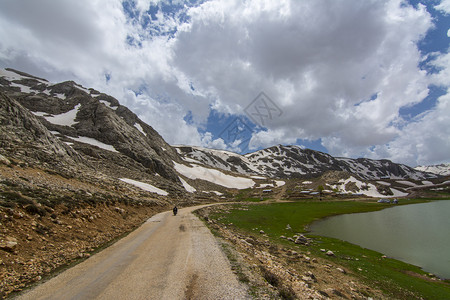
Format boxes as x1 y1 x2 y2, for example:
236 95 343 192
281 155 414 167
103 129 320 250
415 163 450 176
0 68 99 99
175 145 436 180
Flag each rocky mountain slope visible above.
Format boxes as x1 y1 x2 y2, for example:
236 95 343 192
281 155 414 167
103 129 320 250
415 163 450 176
0 91 82 170
0 68 192 197
176 145 437 180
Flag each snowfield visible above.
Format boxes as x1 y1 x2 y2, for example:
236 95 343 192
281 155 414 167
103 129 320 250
134 123 147 136
67 136 118 153
251 176 267 179
376 181 391 186
415 163 450 176
0 69 48 84
173 162 255 189
10 82 33 93
275 180 286 187
179 177 196 193
396 181 418 187
33 104 81 127
335 176 408 198
120 178 168 196
257 184 274 188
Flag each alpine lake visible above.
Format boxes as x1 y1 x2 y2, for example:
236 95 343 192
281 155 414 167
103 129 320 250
309 200 450 279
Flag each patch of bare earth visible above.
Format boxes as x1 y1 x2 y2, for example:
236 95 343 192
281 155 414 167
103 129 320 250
0 164 169 298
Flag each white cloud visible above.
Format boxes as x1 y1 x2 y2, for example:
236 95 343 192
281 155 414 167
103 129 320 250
369 91 450 166
429 51 450 87
249 129 297 151
0 0 448 166
435 0 450 14
200 132 244 153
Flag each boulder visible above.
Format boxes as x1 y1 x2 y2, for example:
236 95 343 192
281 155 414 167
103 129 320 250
294 234 309 245
0 236 18 252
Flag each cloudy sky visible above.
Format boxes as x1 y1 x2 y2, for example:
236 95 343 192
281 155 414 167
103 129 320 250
0 0 449 167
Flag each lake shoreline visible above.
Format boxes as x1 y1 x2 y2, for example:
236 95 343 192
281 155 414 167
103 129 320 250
309 199 450 280
203 199 450 299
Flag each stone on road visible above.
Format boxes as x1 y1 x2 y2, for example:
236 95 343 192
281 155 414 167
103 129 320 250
17 205 250 300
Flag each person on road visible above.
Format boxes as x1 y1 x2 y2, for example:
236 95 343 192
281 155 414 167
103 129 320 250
173 206 178 216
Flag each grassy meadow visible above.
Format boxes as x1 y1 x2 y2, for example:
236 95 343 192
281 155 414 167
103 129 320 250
210 200 450 299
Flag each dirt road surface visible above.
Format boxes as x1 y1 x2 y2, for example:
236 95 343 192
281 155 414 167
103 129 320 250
16 205 250 300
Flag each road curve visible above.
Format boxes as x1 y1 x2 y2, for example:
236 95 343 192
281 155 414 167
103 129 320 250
16 205 250 300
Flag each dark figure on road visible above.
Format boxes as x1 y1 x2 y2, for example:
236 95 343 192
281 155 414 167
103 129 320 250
173 206 178 216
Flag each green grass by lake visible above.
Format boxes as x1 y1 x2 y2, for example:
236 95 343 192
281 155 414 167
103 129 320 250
211 200 450 299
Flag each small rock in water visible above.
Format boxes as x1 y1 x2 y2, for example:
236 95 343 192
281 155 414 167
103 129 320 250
326 250 335 256
259 230 265 234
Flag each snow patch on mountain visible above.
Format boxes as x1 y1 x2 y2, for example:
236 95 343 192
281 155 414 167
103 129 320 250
179 177 196 193
396 181 418 187
329 176 408 198
40 104 81 127
100 100 118 110
275 180 286 187
134 123 147 136
415 163 450 176
173 161 254 189
10 82 33 93
67 136 118 153
120 178 168 196
0 68 48 84
376 181 391 186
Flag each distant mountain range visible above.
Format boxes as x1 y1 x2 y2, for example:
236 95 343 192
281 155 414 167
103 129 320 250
175 145 438 181
0 68 441 200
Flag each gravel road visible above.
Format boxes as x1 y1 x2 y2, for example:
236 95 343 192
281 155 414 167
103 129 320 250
16 205 250 300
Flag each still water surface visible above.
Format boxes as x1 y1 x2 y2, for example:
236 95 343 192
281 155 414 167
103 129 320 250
310 200 450 279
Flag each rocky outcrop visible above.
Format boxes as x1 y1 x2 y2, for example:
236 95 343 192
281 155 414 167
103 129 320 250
0 91 82 169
